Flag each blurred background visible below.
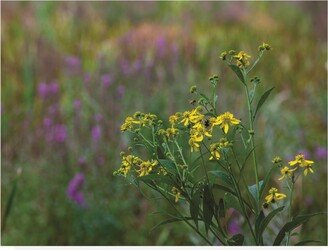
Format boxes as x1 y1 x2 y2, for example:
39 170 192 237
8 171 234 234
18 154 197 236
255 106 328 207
1 1 327 245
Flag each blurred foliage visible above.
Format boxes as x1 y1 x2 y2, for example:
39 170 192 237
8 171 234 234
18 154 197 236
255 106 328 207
1 1 327 245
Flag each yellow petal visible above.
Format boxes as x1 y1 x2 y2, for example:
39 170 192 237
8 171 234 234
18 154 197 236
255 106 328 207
275 193 287 200
278 175 285 181
223 123 229 134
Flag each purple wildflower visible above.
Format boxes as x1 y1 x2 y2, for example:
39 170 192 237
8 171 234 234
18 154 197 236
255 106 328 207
48 81 59 95
101 74 112 88
65 56 81 69
315 146 327 160
38 82 48 98
78 156 86 166
43 117 52 127
117 85 125 98
91 125 101 142
84 73 91 84
228 220 241 235
156 36 166 57
53 124 67 143
67 173 86 206
94 114 103 122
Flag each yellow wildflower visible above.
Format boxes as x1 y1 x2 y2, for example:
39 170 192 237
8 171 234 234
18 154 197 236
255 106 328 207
212 112 241 134
189 131 203 152
278 166 296 180
219 138 230 148
158 167 167 176
272 156 282 164
181 107 204 127
172 187 181 203
233 51 251 68
288 154 314 167
169 114 179 125
116 154 142 176
166 127 179 138
303 163 314 176
120 116 140 132
192 122 212 138
209 143 221 160
137 160 158 177
265 187 287 204
140 113 157 127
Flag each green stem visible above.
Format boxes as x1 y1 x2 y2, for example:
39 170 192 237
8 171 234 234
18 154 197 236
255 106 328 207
286 181 294 246
155 185 213 245
243 72 260 215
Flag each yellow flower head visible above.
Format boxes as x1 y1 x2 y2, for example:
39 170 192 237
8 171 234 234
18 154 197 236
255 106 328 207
166 127 179 138
303 163 314 176
192 122 212 138
115 154 142 177
233 51 251 68
181 107 204 127
278 166 296 180
265 187 287 204
213 112 241 134
188 130 203 152
209 143 221 161
137 160 158 177
169 114 180 126
172 187 181 203
288 154 314 168
121 116 140 132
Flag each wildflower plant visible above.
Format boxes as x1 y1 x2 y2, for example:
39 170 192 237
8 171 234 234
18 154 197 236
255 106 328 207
114 43 323 246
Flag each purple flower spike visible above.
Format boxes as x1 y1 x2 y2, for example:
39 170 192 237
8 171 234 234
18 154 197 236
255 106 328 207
67 173 86 207
65 56 81 69
117 85 125 98
91 125 101 142
101 74 112 88
38 82 48 98
53 124 67 143
74 99 81 110
94 114 103 122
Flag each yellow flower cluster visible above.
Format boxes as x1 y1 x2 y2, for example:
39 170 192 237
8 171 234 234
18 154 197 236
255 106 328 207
233 51 251 68
265 187 286 204
115 153 158 177
288 154 314 176
121 112 157 132
209 138 231 161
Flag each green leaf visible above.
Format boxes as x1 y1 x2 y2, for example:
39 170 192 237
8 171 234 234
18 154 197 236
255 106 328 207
203 184 214 234
213 184 253 213
255 210 265 237
190 185 202 228
273 214 320 246
218 198 225 218
2 178 18 232
260 166 275 200
259 206 284 240
253 87 275 119
294 240 321 246
209 170 233 186
227 234 244 246
248 180 264 202
228 64 245 84
151 216 196 232
158 159 177 175
224 192 242 214
137 174 173 186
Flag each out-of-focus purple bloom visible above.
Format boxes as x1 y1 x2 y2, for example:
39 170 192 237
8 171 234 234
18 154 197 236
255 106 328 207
48 104 58 115
38 82 48 98
101 74 112 88
65 56 81 70
91 125 101 142
156 36 166 57
78 156 86 166
67 173 86 206
94 114 103 122
120 60 131 75
43 117 52 127
73 99 81 110
228 220 241 235
48 81 59 95
133 59 142 72
53 124 67 143
117 85 125 98
315 146 327 160
97 155 105 166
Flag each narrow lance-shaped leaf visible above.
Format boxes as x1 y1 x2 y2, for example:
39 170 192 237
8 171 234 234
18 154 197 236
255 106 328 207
253 87 275 119
228 64 245 84
190 185 202 228
258 206 285 240
273 213 323 246
209 170 233 186
203 184 214 235
227 234 244 246
248 180 264 202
